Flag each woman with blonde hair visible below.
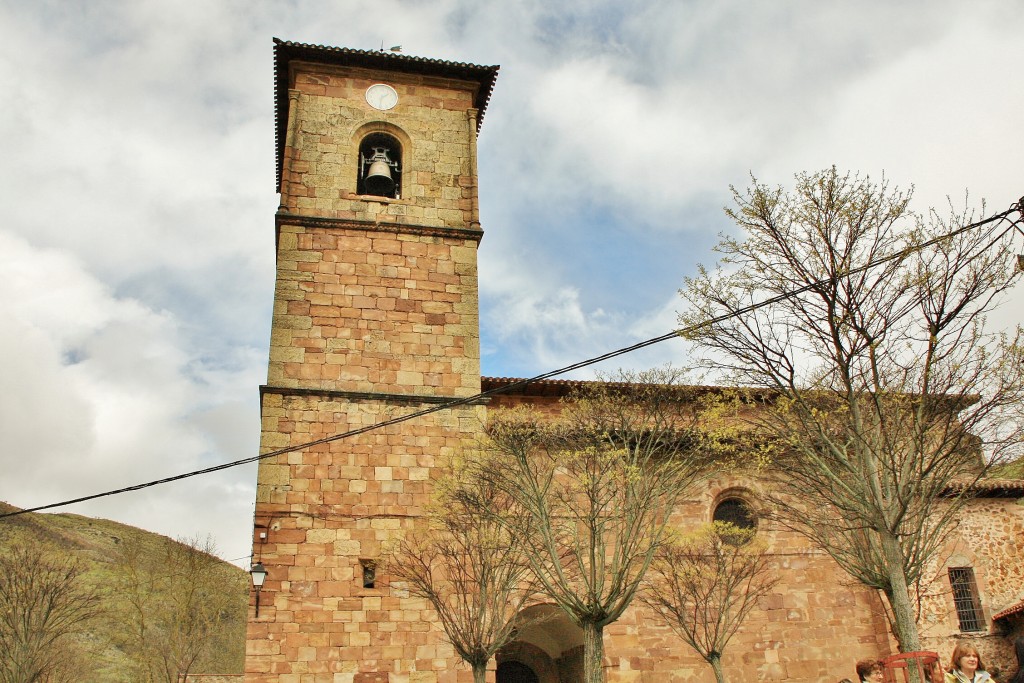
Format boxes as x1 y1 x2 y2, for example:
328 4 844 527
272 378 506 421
945 642 993 683
856 660 884 682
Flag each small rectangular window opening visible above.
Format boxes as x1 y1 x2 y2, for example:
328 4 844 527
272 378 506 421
360 559 377 589
948 567 984 632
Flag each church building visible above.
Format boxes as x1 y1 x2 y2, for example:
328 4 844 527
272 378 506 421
245 39 1024 683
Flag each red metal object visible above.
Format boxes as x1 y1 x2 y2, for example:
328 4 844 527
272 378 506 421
882 651 942 683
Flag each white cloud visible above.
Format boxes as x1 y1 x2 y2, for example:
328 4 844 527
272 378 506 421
0 230 260 564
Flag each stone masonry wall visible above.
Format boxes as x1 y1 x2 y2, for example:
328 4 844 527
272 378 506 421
268 223 481 398
918 496 1024 676
247 392 486 683
483 391 1024 681
586 471 893 683
247 381 1022 682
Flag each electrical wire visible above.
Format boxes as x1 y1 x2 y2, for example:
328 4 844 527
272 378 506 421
1 200 1021 521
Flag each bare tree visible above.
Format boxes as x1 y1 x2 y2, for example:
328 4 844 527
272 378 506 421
642 522 778 683
114 534 246 682
680 168 1024 651
480 367 709 683
386 460 537 683
0 543 102 683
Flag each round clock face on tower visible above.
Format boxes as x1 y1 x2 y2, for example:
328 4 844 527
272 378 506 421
365 83 399 111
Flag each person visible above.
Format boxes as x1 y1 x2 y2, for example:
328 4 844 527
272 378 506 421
856 659 885 683
1008 636 1024 683
945 642 993 683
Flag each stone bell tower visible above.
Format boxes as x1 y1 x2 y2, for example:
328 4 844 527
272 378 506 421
246 39 499 682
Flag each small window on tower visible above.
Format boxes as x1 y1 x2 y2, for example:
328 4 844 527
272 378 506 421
360 559 377 589
948 567 985 632
358 133 402 198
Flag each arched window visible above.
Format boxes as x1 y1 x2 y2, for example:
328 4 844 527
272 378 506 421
358 132 402 198
713 497 757 531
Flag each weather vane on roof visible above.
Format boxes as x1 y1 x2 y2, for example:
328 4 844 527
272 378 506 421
380 42 402 53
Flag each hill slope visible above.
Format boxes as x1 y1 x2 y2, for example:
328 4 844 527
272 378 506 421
0 502 248 681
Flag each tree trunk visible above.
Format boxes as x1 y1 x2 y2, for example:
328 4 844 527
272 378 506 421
709 653 726 683
880 531 921 653
583 621 606 683
472 660 488 683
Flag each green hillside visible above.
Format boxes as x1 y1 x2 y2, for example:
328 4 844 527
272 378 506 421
0 502 248 681
991 455 1024 479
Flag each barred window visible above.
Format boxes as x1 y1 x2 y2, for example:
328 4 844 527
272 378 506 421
948 567 985 632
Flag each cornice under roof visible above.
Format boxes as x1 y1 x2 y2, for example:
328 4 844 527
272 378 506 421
481 376 1024 497
481 376 769 400
272 38 499 190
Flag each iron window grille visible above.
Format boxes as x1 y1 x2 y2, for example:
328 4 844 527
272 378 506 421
948 567 985 632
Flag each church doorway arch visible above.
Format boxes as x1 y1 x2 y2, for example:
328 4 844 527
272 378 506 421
496 660 539 683
496 604 585 683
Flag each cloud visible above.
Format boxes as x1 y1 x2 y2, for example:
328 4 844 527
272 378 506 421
795 11 1024 209
1 0 1021 566
0 230 260 563
479 248 689 379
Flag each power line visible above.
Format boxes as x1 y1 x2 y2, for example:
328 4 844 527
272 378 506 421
2 201 1021 521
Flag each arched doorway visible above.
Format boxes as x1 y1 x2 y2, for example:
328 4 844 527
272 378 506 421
497 660 540 683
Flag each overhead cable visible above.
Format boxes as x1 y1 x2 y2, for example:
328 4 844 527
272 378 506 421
1 200 1021 521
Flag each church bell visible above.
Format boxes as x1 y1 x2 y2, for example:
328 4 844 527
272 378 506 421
362 146 398 197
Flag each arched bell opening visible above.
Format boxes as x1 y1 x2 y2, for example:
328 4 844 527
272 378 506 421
358 132 402 198
497 604 584 683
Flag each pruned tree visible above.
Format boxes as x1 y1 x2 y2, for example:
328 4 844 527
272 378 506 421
680 168 1024 651
0 543 102 683
113 534 246 682
480 367 709 683
642 522 778 683
387 460 538 683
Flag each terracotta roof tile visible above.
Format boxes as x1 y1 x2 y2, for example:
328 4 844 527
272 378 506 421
993 599 1024 622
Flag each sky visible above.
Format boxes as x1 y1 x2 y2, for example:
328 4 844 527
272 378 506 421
1 0 1022 567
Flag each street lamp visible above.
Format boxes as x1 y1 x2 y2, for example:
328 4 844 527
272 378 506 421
250 562 268 617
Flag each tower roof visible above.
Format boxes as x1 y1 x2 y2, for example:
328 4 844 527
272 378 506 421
273 38 500 190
